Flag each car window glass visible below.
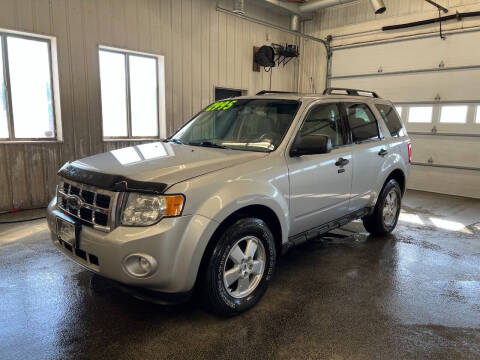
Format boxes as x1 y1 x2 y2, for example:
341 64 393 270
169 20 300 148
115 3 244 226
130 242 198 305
299 103 344 147
345 103 379 142
172 99 300 152
375 104 406 137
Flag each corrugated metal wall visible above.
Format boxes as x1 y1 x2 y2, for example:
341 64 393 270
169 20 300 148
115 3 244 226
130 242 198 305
297 33 327 95
0 0 300 211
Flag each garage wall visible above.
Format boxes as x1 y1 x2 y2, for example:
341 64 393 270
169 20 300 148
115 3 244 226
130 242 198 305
303 0 480 198
297 29 327 94
0 0 299 211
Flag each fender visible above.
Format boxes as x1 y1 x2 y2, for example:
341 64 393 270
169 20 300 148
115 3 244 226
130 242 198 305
196 179 290 245
171 154 291 245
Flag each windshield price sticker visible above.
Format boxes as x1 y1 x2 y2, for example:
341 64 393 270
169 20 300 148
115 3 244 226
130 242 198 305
205 100 238 112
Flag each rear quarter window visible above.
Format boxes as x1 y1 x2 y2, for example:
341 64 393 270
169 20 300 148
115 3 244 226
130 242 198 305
375 104 406 137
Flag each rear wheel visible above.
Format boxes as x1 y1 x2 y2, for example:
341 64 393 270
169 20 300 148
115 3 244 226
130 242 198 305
201 217 276 317
363 179 402 236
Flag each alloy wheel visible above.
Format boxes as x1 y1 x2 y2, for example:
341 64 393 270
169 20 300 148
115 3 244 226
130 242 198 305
222 236 266 299
383 189 399 227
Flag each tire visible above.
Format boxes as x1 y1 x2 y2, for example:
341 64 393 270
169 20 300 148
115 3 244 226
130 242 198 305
201 217 276 317
362 179 402 236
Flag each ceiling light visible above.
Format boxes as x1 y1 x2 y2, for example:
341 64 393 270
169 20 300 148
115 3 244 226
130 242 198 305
370 0 386 14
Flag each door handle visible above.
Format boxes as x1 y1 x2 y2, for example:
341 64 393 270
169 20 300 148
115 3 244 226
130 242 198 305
335 157 349 167
378 149 388 157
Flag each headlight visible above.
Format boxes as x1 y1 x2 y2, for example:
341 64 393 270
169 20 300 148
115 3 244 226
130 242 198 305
121 193 185 226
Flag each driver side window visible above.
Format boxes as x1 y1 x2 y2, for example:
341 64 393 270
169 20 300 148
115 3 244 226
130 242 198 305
299 103 344 147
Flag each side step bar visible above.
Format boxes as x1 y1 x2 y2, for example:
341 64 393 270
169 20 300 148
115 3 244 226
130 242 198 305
282 207 371 254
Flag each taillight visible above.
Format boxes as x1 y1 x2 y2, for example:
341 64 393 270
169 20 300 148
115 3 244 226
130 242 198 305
407 142 412 163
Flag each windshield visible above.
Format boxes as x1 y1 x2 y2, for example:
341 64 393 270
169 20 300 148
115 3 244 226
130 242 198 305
170 99 300 152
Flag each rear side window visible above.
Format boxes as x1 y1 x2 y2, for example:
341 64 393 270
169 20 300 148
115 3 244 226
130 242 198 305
299 103 344 147
375 104 406 137
345 103 380 142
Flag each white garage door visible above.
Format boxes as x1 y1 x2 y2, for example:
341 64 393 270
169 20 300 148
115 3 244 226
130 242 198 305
330 30 480 199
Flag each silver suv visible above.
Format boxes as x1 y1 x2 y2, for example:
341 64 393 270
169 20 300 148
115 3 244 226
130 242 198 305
47 88 411 316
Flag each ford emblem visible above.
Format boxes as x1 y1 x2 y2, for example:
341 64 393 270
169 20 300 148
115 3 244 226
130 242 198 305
66 195 83 210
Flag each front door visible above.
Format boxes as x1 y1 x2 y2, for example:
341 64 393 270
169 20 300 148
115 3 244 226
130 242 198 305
287 102 353 236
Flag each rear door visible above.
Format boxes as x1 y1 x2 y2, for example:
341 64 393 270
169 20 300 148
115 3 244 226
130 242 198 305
374 102 410 164
341 102 388 212
287 102 353 236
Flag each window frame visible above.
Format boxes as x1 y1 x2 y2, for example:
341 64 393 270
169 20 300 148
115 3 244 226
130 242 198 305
341 102 383 144
0 30 60 142
293 102 349 150
407 105 434 124
439 104 469 124
396 102 480 135
99 46 165 141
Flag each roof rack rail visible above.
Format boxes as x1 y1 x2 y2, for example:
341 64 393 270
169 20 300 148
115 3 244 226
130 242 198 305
256 90 296 95
323 88 380 98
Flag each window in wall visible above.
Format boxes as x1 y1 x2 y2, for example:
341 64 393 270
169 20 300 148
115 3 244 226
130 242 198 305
408 106 433 123
440 105 468 124
0 33 56 140
300 103 344 147
476 106 480 124
345 103 380 142
375 104 406 137
99 47 160 139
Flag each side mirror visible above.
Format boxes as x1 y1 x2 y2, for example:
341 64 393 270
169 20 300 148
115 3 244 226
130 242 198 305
290 134 332 157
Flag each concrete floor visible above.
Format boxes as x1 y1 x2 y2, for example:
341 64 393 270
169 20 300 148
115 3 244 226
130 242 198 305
1 190 479 359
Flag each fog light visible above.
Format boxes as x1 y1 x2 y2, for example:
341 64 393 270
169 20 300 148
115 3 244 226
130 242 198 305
139 257 150 272
123 254 157 278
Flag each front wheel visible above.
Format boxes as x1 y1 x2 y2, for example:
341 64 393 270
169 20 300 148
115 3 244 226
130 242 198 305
362 179 402 236
201 217 276 317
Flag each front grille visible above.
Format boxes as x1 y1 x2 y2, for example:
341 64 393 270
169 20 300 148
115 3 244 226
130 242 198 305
96 194 111 209
57 179 119 232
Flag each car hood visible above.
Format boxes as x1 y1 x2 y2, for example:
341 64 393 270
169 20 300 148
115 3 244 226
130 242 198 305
59 142 266 193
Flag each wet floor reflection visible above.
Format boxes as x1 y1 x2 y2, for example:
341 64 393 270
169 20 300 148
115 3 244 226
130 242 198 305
1 194 480 359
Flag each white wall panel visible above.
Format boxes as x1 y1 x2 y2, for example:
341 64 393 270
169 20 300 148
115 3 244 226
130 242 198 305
332 31 480 78
330 35 480 198
331 67 480 102
408 165 480 198
305 0 480 198
409 134 480 170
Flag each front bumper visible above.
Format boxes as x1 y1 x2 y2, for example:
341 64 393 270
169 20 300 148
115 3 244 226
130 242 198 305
47 197 218 294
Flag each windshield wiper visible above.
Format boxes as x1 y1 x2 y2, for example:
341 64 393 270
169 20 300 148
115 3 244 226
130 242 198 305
187 141 228 149
164 138 184 145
